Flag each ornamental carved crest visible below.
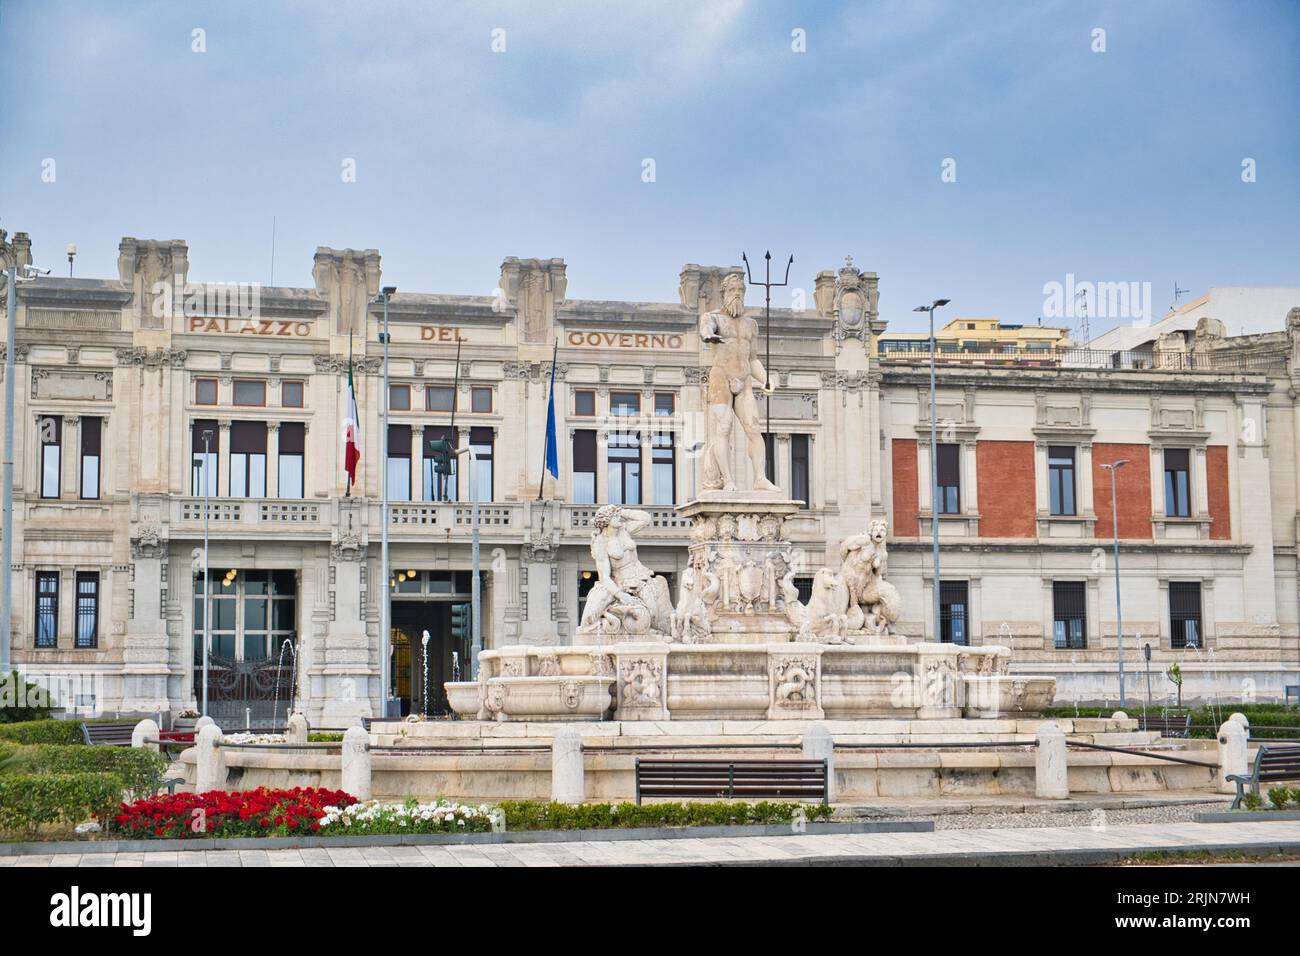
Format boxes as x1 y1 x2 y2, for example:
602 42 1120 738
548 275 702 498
619 658 662 707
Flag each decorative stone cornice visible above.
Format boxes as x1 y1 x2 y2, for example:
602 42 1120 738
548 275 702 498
115 347 186 368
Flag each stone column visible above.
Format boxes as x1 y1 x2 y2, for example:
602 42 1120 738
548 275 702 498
217 420 231 498
1034 721 1069 799
267 423 279 498
551 726 584 804
412 425 424 501
801 723 835 803
1217 718 1248 794
195 724 226 793
595 428 609 504
457 426 472 502
341 726 372 800
132 718 160 753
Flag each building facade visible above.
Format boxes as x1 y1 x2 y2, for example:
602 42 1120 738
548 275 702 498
1 231 1297 723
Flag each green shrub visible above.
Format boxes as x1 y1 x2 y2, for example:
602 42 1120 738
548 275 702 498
308 733 344 742
1041 703 1300 739
2 745 166 798
1268 786 1291 810
0 719 84 746
1241 791 1263 811
499 800 833 831
0 772 122 837
0 671 54 723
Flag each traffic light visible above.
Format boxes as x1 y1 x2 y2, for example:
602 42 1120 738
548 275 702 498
428 438 454 499
450 603 471 643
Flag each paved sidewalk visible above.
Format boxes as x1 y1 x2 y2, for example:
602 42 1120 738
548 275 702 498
4 820 1300 866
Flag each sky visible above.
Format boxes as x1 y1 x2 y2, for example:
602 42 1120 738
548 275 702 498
1 0 1297 336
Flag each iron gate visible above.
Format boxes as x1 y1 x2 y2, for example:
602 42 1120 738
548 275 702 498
195 654 297 730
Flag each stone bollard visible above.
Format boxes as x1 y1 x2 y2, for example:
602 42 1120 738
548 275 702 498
195 724 227 793
1230 712 1250 735
1111 711 1128 721
341 726 372 801
1217 718 1248 794
801 723 835 803
195 715 216 734
1034 721 1069 799
132 718 160 753
286 712 309 744
551 727 585 804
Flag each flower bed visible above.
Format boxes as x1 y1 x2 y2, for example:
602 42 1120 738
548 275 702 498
318 799 498 834
108 787 355 839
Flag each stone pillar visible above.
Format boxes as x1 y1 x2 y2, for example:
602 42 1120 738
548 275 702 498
412 425 424 500
1034 721 1068 799
551 726 584 804
341 726 372 800
286 711 309 744
195 724 226 793
132 718 159 753
801 723 835 803
267 423 279 498
194 715 216 733
217 421 231 497
1217 718 1248 794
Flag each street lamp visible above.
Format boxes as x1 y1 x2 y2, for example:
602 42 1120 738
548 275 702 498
374 286 397 716
201 429 213 716
913 298 951 642
1100 458 1130 707
449 444 482 679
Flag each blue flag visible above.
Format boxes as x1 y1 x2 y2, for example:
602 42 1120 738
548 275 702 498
544 347 559 480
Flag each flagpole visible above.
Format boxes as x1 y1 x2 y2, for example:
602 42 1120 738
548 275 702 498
345 331 353 497
537 340 558 501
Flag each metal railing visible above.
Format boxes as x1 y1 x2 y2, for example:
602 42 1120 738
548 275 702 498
878 346 1286 372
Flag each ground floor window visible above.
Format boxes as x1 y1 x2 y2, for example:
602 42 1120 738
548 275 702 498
1169 581 1203 649
75 572 99 648
1052 580 1086 649
35 571 58 647
939 580 968 645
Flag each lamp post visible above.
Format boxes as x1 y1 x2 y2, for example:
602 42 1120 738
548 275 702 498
201 429 213 716
1100 458 1130 707
375 286 396 716
913 299 951 642
451 444 482 679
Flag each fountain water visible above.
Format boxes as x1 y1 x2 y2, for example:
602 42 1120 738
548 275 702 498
421 630 431 719
271 638 298 730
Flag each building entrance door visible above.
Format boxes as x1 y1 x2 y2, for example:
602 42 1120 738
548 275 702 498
391 600 466 717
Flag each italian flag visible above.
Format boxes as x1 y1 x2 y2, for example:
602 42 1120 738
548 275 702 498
343 358 361 491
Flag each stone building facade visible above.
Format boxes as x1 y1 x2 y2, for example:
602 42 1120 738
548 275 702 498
1 231 1297 722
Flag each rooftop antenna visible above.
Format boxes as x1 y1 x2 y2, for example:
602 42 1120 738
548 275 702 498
269 216 277 287
1074 288 1089 345
1172 282 1190 311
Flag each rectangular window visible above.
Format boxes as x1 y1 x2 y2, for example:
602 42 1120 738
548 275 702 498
80 417 101 500
791 434 811 509
426 386 456 412
572 429 597 504
230 422 267 497
278 422 305 498
610 392 640 417
652 431 675 505
763 433 776 485
422 425 458 501
389 384 411 411
607 430 640 504
939 581 969 645
75 572 99 648
195 378 217 405
471 386 492 413
1164 448 1191 518
654 393 674 416
281 381 304 408
574 390 595 416
39 415 61 498
191 420 218 496
35 571 58 648
1052 581 1087 649
1048 446 1076 516
469 426 494 502
936 443 960 514
233 380 266 406
1170 581 1203 649
387 424 412 501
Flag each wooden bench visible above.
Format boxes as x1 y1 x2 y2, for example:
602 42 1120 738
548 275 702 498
634 758 828 805
81 722 136 746
1226 744 1300 809
1138 712 1192 738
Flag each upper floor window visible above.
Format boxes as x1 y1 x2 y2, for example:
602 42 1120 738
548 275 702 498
1048 446 1076 516
35 571 58 648
39 415 61 499
651 432 675 505
471 386 492 413
80 417 101 500
1164 448 1191 517
233 380 266 407
1169 581 1203 649
572 429 597 505
191 420 218 496
230 422 267 497
195 378 218 405
574 390 596 416
281 381 304 408
936 443 960 514
427 386 456 412
469 427 494 502
791 434 811 510
387 424 412 501
389 384 411 411
1052 581 1086 649
278 422 305 499
423 425 458 501
607 430 640 504
654 393 674 416
611 392 640 417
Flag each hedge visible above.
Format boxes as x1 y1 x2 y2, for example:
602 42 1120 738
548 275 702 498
499 800 834 831
1042 703 1300 739
0 772 122 836
0 671 54 723
0 719 85 745
3 744 166 798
